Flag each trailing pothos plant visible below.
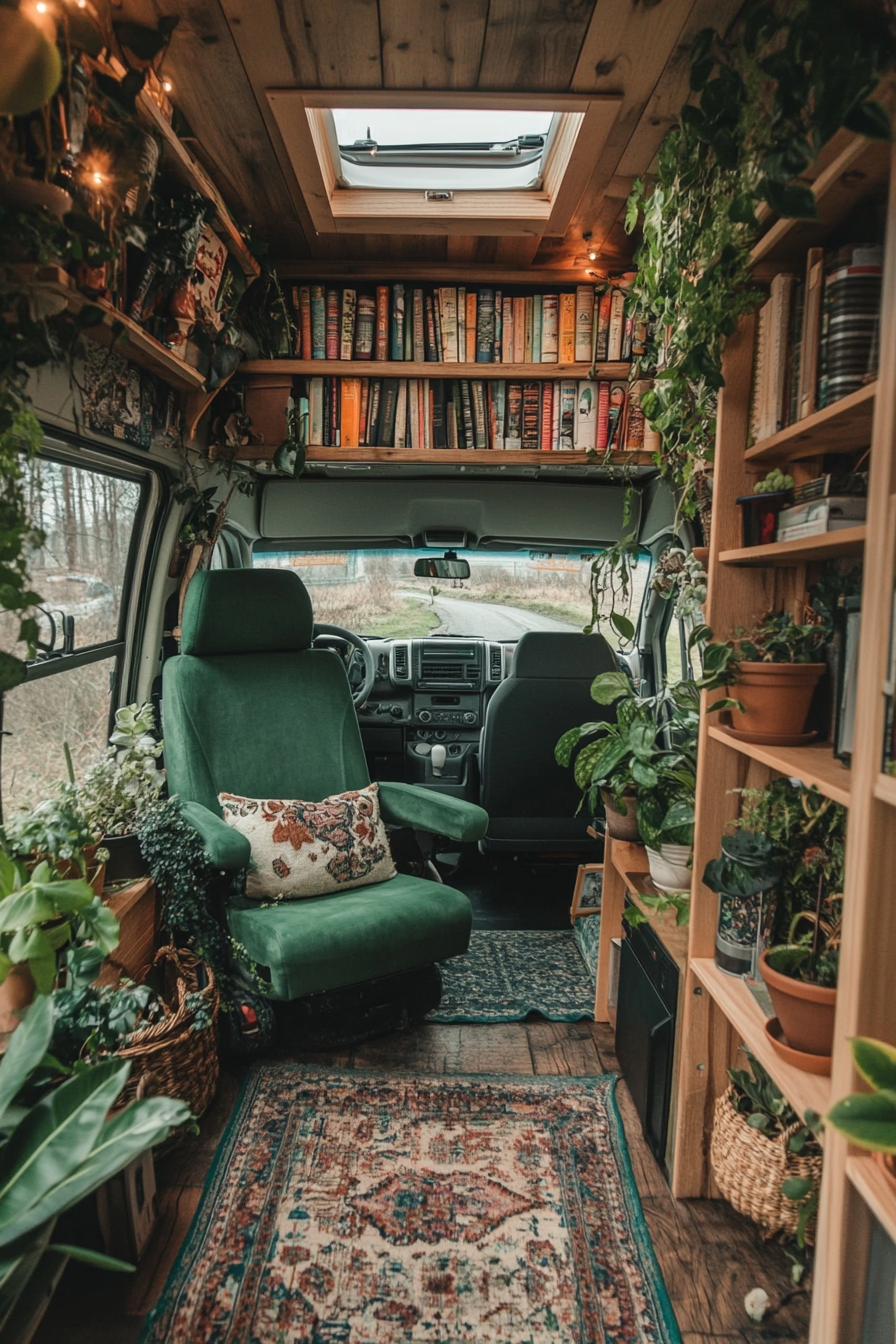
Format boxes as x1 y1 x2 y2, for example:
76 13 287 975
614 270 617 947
624 0 895 509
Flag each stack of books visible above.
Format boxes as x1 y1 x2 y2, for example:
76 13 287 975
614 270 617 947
775 473 868 541
749 240 882 444
287 283 639 365
301 374 647 452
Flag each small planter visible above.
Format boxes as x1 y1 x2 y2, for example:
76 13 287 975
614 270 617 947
601 789 641 842
646 843 692 893
715 887 765 977
103 833 147 885
759 949 837 1059
726 662 826 743
736 490 792 547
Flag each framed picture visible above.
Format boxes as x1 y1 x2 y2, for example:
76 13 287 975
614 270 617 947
570 863 603 921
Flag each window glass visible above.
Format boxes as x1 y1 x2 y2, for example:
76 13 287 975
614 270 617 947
254 547 651 645
2 655 118 814
0 459 142 654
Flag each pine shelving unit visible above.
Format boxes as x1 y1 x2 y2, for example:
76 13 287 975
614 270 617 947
672 129 896 1343
242 359 630 381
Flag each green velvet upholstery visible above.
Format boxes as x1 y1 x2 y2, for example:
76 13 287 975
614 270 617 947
163 568 478 1001
227 875 471 1000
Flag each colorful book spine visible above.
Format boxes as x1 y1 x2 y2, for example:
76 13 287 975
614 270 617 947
476 289 495 363
412 289 425 362
379 377 399 445
493 290 502 362
325 288 340 359
575 380 597 452
512 297 526 363
532 295 543 364
471 380 487 449
354 293 374 359
466 291 477 362
521 381 541 450
340 376 361 446
424 294 439 361
440 287 459 363
459 379 475 448
559 293 576 362
358 377 370 445
575 286 595 362
310 285 326 359
502 296 514 364
596 380 611 450
299 286 312 359
368 378 382 445
492 379 505 446
340 289 356 360
541 294 559 362
524 296 534 363
375 286 389 361
505 382 523 449
540 380 553 451
607 288 625 361
559 380 576 451
595 289 611 361
390 284 405 362
457 287 466 364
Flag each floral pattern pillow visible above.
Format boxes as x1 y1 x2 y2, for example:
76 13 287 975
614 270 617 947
219 783 396 901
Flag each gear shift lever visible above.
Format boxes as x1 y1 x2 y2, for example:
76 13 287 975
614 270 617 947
431 743 447 777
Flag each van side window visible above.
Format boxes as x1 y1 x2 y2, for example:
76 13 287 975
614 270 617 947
0 455 145 814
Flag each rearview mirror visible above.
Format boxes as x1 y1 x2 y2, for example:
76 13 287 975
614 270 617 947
413 555 471 580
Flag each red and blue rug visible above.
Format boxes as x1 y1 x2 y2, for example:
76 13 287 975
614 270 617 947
142 1066 680 1343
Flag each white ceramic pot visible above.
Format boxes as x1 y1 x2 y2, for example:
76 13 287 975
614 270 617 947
645 843 693 894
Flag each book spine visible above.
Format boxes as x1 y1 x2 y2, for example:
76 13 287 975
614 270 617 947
311 285 326 359
375 286 389 361
325 288 340 359
524 296 534 363
358 376 370 445
291 286 302 355
433 292 445 361
607 380 626 449
466 291 477 362
532 295 543 364
493 379 505 445
448 381 461 448
341 376 361 447
476 288 495 363
368 378 382 445
595 290 611 362
552 377 561 450
575 286 595 362
502 296 514 364
412 289 425 362
432 379 447 448
521 381 540 450
309 376 324 445
512 297 526 364
391 284 405 361
379 377 399 445
457 287 466 363
471 379 487 449
423 378 431 450
540 380 554 451
596 381 611 451
424 294 439 361
607 289 625 361
340 289 356 361
505 381 523 449
441 287 458 362
575 380 596 452
541 294 559 362
493 290 502 362
322 376 331 446
298 286 311 362
621 313 634 362
354 292 375 359
559 293 576 362
330 375 340 445
395 379 408 449
460 379 475 448
559 380 576 450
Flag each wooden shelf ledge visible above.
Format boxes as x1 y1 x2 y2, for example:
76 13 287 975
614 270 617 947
719 526 867 567
744 382 877 465
847 1154 896 1244
873 772 896 807
691 958 831 1122
304 447 654 466
707 726 852 807
610 840 689 973
22 265 205 392
241 359 632 380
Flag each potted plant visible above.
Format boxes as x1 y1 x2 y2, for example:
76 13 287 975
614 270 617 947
1 783 107 892
703 831 781 977
826 1037 896 1190
79 702 165 883
760 883 840 1066
700 610 829 743
736 469 794 547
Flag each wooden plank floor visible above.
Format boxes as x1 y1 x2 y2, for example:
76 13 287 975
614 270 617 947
35 1016 811 1343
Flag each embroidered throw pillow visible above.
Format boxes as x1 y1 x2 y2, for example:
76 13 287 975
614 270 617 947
219 783 396 900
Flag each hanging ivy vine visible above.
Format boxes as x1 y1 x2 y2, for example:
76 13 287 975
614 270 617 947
625 0 896 513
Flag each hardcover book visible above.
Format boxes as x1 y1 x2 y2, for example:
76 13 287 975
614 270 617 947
354 293 375 359
502 295 514 364
390 284 405 362
574 380 597 452
606 289 625 362
375 286 389 361
466 289 477 362
310 285 326 360
540 380 554 451
476 289 495 363
325 288 340 359
575 286 595 363
340 376 361 447
521 380 540 450
505 381 523 449
340 289 356 361
541 294 559 362
559 293 576 362
412 289 425 362
559 380 576 451
299 285 311 359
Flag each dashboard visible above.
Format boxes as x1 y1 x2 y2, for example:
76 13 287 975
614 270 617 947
354 637 515 800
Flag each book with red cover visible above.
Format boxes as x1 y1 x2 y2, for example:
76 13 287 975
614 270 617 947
596 380 611 451
540 380 554 450
325 289 340 359
375 286 389 361
522 381 541 450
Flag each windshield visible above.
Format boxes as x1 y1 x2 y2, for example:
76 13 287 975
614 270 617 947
253 548 650 643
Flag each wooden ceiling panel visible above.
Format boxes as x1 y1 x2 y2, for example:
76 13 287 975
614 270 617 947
230 0 383 87
379 0 490 88
477 0 597 91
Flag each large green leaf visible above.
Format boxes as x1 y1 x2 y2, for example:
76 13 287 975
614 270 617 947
0 1060 131 1227
0 998 53 1124
851 1038 896 1094
7 927 53 970
0 1096 190 1248
77 899 120 955
826 1090 896 1153
27 878 95 915
590 671 631 706
0 889 60 934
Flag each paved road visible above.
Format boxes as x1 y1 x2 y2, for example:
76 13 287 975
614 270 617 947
409 591 580 640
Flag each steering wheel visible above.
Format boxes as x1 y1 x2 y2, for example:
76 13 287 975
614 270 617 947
312 624 376 707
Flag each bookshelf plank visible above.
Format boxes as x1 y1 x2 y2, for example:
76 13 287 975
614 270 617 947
304 447 655 466
707 726 851 806
608 841 689 973
750 136 891 269
242 360 631 380
873 773 896 807
847 1155 896 1245
23 266 205 392
691 959 831 1121
744 382 877 465
718 526 867 566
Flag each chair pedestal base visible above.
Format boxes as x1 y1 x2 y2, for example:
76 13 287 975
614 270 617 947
274 963 443 1051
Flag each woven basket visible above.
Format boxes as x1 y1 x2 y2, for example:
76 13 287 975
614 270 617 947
114 945 220 1118
710 1087 822 1241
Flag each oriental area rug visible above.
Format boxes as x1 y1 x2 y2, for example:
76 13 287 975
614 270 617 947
142 1066 681 1344
427 928 595 1023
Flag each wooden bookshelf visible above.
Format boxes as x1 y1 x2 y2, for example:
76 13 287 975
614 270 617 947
305 446 653 466
744 381 877 464
242 359 630 380
707 726 852 807
608 840 689 973
718 525 867 566
847 1155 896 1246
691 959 831 1121
21 265 205 392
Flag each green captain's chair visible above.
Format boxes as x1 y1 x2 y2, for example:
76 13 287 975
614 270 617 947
162 568 483 1016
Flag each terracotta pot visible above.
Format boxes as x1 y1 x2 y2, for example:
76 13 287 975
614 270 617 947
646 843 692 893
727 662 826 741
759 949 837 1058
0 964 35 1042
691 546 709 569
601 789 641 842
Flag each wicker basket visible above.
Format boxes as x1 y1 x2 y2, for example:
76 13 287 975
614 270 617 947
114 945 220 1118
710 1087 822 1241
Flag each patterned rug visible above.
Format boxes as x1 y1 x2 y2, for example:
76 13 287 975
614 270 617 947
141 1066 681 1344
427 928 594 1023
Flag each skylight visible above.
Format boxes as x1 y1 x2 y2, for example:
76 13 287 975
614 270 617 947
329 108 558 191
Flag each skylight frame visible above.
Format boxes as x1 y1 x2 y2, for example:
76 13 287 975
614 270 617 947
265 90 622 238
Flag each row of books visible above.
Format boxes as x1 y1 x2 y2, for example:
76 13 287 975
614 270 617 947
750 241 882 444
287 284 641 366
298 375 655 453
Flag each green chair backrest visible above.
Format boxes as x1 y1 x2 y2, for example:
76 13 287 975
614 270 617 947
162 569 369 814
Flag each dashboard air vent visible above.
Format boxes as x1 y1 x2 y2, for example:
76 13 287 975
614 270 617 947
490 645 503 680
392 643 410 679
422 662 464 681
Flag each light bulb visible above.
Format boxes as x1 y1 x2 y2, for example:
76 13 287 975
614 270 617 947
92 171 102 184
36 2 48 11
588 250 597 261
77 1 86 7
162 79 173 92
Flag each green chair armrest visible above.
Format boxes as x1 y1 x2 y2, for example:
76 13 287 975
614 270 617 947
378 781 488 843
181 800 251 871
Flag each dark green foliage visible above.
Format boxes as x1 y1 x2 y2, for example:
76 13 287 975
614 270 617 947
728 1047 819 1154
703 829 780 899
